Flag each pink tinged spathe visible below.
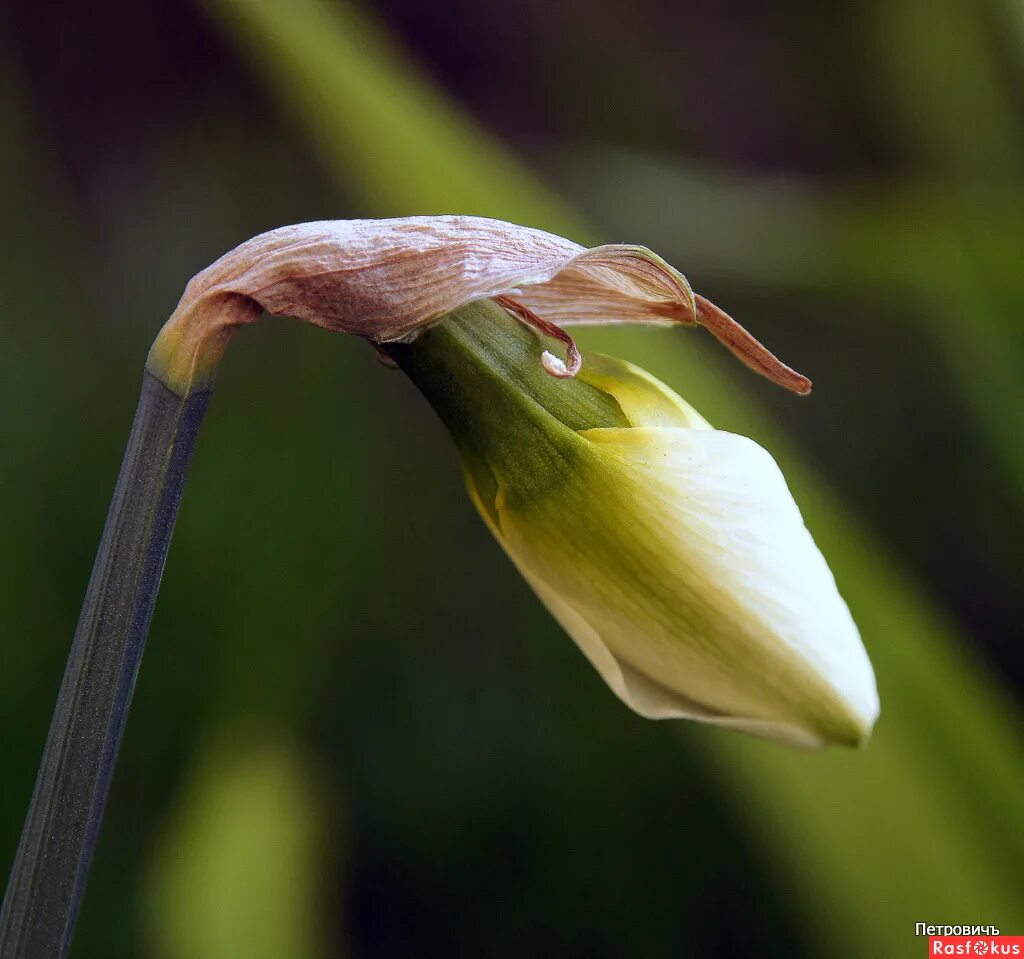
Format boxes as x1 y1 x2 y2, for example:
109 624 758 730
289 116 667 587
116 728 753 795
149 215 810 396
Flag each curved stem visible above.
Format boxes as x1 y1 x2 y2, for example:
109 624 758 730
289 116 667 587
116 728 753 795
0 372 210 959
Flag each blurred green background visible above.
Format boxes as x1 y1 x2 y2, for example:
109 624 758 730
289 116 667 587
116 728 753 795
2 0 1023 956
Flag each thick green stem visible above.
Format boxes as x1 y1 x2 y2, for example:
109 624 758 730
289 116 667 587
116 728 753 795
0 372 210 959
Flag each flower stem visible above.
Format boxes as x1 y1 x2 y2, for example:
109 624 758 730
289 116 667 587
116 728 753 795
0 372 210 959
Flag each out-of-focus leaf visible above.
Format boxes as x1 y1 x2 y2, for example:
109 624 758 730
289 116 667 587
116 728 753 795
200 0 1024 953
565 149 1024 504
563 150 1024 297
145 729 335 959
865 0 1022 176
203 0 583 237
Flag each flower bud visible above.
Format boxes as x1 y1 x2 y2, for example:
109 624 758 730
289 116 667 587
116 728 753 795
388 301 879 749
149 215 874 747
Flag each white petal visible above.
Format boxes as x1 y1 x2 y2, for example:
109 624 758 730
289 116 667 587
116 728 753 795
520 565 832 749
490 426 878 747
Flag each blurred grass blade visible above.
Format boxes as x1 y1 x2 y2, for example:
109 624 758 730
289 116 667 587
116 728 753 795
565 149 1024 504
203 0 582 237
0 374 209 959
564 150 1024 299
865 0 1022 176
202 0 1024 952
146 729 333 959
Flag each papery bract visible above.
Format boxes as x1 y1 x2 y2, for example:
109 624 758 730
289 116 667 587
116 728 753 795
150 216 808 396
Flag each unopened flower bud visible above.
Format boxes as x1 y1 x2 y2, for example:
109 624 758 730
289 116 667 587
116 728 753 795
150 215 875 747
388 303 878 749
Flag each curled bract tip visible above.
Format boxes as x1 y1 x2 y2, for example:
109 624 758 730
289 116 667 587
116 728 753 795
147 215 810 397
494 294 581 379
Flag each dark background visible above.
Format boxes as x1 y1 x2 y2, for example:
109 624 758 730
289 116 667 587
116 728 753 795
1 0 1022 956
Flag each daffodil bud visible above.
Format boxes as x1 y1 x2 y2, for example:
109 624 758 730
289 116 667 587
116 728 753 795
387 301 879 749
148 214 875 747
6 217 874 959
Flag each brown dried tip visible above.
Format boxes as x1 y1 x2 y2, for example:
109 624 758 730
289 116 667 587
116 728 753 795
693 295 812 396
